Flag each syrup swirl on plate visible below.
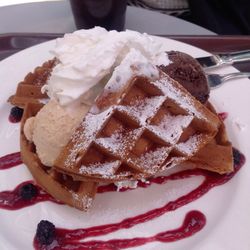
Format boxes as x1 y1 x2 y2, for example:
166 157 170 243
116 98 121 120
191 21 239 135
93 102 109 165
0 180 60 210
0 147 245 249
32 148 245 250
34 210 206 250
0 152 22 170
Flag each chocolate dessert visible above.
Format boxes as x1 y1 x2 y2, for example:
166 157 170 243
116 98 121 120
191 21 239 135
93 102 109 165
159 51 210 104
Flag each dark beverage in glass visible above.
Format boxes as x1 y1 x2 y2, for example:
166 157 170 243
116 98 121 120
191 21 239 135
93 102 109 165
70 0 127 31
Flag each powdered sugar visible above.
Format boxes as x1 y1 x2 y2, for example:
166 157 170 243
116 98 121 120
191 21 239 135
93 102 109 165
96 131 126 154
71 192 93 211
148 114 193 144
95 128 142 157
84 108 114 140
65 108 113 167
129 147 170 174
117 96 165 125
176 135 203 156
79 161 121 177
153 77 204 119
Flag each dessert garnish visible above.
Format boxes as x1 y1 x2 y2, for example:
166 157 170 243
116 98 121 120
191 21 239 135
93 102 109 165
8 106 23 123
160 50 210 104
19 183 38 200
35 220 56 246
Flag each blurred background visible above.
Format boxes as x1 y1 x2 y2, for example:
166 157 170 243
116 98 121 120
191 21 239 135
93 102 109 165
1 0 250 34
127 0 250 35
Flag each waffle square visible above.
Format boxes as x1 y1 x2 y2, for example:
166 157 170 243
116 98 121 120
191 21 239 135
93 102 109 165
8 59 57 108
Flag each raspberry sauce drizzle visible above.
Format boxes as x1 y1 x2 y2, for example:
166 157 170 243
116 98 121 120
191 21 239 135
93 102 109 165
34 210 205 250
98 147 244 194
218 112 228 121
0 152 22 170
31 148 244 250
0 181 60 210
0 148 245 212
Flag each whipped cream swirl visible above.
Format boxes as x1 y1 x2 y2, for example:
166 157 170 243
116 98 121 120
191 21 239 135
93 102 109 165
42 27 170 106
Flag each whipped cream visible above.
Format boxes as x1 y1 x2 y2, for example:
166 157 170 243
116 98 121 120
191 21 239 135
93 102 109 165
42 27 170 106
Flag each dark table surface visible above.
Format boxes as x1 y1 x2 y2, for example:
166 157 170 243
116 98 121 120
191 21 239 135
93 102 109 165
1 33 250 72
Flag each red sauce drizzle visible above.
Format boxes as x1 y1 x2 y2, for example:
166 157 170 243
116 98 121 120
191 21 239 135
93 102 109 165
0 152 22 170
0 149 245 212
218 112 228 121
98 148 243 193
0 148 245 249
34 210 205 250
31 148 244 250
0 181 60 210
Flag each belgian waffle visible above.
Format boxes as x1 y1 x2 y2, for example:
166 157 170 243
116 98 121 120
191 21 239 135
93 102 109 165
185 102 233 174
20 102 97 211
8 59 57 108
10 56 234 211
54 69 221 182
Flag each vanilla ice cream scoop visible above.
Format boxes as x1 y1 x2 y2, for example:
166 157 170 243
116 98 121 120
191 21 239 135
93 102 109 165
24 100 89 166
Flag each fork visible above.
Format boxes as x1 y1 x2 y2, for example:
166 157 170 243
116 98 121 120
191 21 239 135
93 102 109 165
207 72 250 88
196 50 250 69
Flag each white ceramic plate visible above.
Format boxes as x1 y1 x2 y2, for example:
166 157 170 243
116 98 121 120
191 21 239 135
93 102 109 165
0 37 250 250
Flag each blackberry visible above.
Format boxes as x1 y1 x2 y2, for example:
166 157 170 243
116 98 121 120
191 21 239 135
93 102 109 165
9 106 23 123
233 148 242 166
36 220 56 246
19 183 38 200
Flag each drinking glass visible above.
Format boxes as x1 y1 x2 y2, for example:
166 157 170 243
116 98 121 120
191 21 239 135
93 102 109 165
70 0 127 31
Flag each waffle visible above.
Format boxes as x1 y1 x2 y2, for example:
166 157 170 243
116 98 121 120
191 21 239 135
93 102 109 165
12 57 233 211
20 102 97 211
8 59 57 108
185 102 233 174
54 69 221 182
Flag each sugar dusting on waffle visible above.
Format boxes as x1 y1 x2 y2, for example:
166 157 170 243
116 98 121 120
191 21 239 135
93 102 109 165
55 60 220 181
